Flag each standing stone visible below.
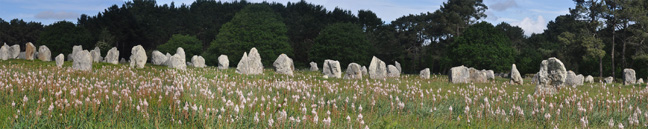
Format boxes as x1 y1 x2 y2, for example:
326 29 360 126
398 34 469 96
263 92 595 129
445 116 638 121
322 59 342 78
90 47 102 62
273 54 294 76
510 64 523 85
25 42 36 60
37 45 51 61
623 68 636 85
534 57 568 95
129 45 147 69
191 55 206 68
18 52 25 59
469 68 488 83
361 66 368 76
531 74 539 84
449 66 470 83
484 70 495 80
218 55 229 69
604 77 614 84
119 58 126 64
168 54 186 70
420 68 430 79
638 78 644 84
68 45 83 61
236 48 263 74
0 44 8 60
565 71 584 86
387 65 400 78
309 62 319 71
104 47 119 64
8 44 19 59
151 50 168 65
55 54 64 67
343 63 362 80
72 50 92 71
585 75 594 83
164 53 172 66
368 56 387 79
395 61 402 73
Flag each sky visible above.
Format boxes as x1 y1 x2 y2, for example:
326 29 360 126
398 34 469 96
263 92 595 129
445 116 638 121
0 0 575 36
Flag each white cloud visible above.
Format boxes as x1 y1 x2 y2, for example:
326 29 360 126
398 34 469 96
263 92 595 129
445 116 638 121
513 15 546 36
529 9 568 15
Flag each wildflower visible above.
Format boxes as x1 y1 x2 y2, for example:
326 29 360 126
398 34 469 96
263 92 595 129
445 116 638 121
449 106 453 112
544 113 551 119
618 123 624 129
609 118 614 127
268 118 274 127
12 101 15 107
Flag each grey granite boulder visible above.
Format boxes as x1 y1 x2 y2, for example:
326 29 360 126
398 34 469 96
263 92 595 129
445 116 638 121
387 65 400 78
236 48 264 74
129 45 147 68
623 68 636 85
55 54 64 67
37 45 51 61
191 55 206 68
368 56 387 79
151 50 168 65
309 62 318 71
273 54 294 76
322 59 342 78
510 64 523 85
218 55 229 69
104 47 119 64
343 63 362 80
72 50 92 71
534 57 567 95
25 42 36 60
420 68 430 79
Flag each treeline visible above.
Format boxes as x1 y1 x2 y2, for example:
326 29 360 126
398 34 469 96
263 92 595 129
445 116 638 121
0 0 647 79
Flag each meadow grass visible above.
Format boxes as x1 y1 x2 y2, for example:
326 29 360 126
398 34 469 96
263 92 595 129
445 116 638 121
1 59 647 128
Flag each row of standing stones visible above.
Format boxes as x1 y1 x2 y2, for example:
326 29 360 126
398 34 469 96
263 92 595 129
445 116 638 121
0 42 51 62
448 57 645 96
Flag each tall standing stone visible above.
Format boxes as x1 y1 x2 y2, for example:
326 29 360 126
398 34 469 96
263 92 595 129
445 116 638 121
218 55 229 69
191 55 206 68
104 47 119 64
151 50 168 65
322 59 342 78
0 44 9 60
129 45 147 69
585 75 594 83
8 44 19 59
236 48 263 74
510 64 523 85
420 68 430 79
387 65 400 78
25 42 36 60
449 66 470 83
309 62 318 71
343 63 362 79
273 54 294 76
534 57 567 95
368 56 387 79
69 45 83 61
623 68 636 85
72 50 92 71
361 66 368 76
168 54 186 70
395 61 402 73
37 45 51 61
90 47 102 62
55 54 64 67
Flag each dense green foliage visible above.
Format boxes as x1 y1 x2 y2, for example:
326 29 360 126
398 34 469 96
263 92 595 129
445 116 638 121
449 22 515 72
36 21 92 56
158 34 202 59
207 4 292 66
309 23 371 66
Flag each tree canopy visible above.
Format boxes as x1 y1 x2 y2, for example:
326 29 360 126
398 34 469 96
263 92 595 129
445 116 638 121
309 22 371 66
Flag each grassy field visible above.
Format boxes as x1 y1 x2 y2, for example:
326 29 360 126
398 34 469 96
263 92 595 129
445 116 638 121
1 59 647 128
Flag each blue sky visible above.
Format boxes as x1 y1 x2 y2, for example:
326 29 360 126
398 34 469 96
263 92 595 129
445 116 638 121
0 0 574 36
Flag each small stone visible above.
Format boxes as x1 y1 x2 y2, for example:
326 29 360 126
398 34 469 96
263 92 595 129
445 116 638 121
623 68 636 85
604 77 614 84
420 68 430 79
104 47 119 64
273 54 294 76
218 55 229 69
585 75 594 83
322 59 342 78
387 65 400 78
510 64 523 85
129 45 147 68
343 63 362 80
309 62 318 71
37 45 51 61
191 55 206 68
151 50 168 65
55 54 64 67
72 50 92 71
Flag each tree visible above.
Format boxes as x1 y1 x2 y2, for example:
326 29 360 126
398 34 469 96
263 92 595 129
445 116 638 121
309 23 371 66
449 22 515 72
437 0 487 38
158 34 202 59
558 30 605 77
207 4 292 66
37 21 92 56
